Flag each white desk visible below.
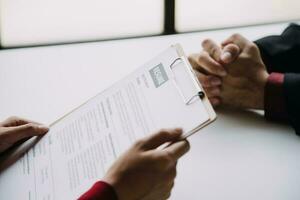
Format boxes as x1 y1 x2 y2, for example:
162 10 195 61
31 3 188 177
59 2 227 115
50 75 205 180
1 22 300 200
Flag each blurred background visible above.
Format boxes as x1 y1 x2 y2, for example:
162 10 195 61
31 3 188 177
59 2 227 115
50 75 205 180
0 0 300 48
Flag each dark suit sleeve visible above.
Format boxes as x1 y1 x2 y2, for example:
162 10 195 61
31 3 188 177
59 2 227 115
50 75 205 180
284 73 300 135
255 24 300 135
255 24 300 73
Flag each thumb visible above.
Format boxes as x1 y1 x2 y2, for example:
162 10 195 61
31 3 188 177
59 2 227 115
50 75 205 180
5 123 49 143
140 128 183 150
220 44 240 64
163 140 190 161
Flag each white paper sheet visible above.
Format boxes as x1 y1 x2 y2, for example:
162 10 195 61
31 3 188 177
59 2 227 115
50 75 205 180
0 46 210 199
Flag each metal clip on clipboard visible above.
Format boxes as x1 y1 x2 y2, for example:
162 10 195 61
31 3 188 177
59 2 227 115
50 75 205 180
169 57 205 105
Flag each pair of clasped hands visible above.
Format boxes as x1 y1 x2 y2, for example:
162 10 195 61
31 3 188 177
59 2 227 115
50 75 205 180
0 34 269 200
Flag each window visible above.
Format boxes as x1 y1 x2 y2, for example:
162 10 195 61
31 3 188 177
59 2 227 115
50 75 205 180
1 0 300 48
175 0 300 32
0 0 163 47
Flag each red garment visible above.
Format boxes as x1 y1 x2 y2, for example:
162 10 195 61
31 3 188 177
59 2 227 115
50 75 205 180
78 181 118 200
264 72 288 121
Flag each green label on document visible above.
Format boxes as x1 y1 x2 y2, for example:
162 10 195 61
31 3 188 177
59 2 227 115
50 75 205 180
149 63 169 88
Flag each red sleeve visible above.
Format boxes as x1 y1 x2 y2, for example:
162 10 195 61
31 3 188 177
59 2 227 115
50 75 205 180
264 72 289 121
78 181 118 200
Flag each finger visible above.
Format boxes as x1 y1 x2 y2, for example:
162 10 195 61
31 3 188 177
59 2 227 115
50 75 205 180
195 51 227 77
190 53 216 75
209 97 221 107
140 128 183 150
1 116 42 127
221 33 249 50
163 167 177 182
195 71 222 87
220 44 240 64
204 87 221 98
188 54 201 70
163 140 190 161
202 39 222 61
4 123 49 143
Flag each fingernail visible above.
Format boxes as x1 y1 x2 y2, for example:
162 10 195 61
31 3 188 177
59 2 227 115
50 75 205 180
221 52 232 63
37 125 49 132
174 128 183 133
211 78 222 86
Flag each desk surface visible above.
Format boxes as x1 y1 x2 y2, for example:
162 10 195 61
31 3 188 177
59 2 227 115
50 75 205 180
1 22 300 200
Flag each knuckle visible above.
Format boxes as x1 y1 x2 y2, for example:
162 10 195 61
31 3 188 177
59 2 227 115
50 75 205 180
158 128 167 133
9 116 17 120
247 43 258 51
231 33 242 40
232 44 240 52
198 51 209 62
188 55 196 62
226 44 239 53
134 138 145 148
157 129 171 136
210 47 219 58
24 123 36 131
202 38 213 47
7 116 18 122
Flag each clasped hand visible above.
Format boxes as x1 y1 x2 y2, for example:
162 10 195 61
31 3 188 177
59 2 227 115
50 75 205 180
189 34 269 110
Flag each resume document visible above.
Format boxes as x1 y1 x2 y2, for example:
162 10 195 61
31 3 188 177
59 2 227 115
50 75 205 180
0 45 213 199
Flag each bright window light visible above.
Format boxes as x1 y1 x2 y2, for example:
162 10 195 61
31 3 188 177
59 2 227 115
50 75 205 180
0 0 164 47
175 0 300 32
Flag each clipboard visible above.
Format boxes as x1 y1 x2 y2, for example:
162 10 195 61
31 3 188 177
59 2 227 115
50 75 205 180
45 43 216 138
0 44 217 199
168 44 216 138
0 44 216 171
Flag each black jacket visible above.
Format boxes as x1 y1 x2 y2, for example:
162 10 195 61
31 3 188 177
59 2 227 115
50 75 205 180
255 24 300 135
